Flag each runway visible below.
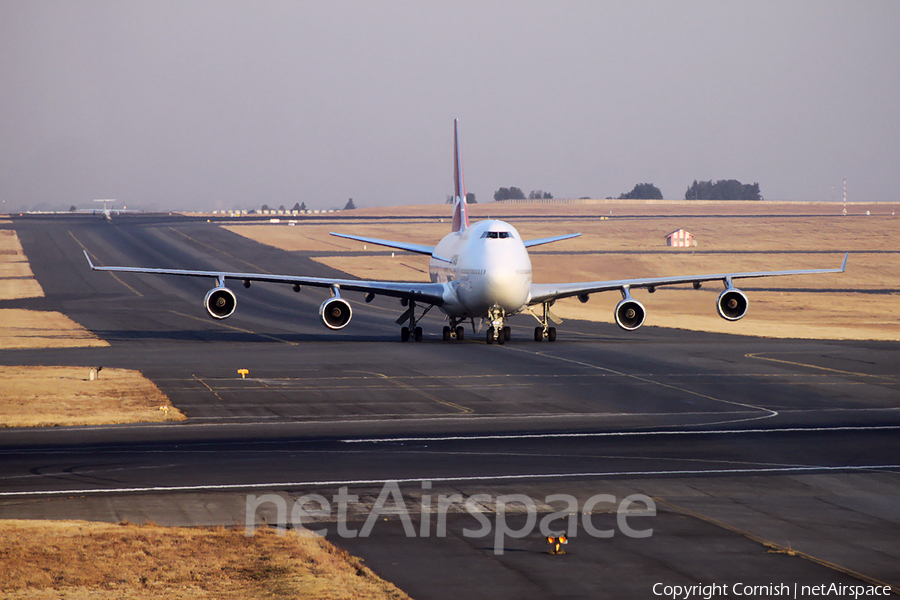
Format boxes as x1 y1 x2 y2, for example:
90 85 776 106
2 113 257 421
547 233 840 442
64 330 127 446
2 214 899 598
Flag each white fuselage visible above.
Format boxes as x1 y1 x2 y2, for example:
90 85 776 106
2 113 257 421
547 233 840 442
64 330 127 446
429 220 532 318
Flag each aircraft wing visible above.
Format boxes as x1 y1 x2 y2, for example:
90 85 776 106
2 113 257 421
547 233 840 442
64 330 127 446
529 253 849 305
83 250 448 305
523 233 581 248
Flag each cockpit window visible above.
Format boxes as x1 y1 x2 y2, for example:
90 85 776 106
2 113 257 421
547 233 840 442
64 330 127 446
480 231 513 239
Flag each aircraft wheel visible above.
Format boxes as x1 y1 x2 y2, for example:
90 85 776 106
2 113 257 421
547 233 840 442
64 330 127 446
497 331 505 345
401 327 410 342
442 326 451 341
486 327 494 344
548 327 557 342
534 326 543 342
503 326 511 341
455 326 465 340
414 326 423 342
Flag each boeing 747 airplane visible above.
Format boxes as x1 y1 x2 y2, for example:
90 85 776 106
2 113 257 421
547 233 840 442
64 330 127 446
85 120 847 344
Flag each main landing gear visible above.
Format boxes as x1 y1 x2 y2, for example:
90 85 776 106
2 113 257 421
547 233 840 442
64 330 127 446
442 319 466 341
398 298 432 342
400 325 423 342
532 301 558 342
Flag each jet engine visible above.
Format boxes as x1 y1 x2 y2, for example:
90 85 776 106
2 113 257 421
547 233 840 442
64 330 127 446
205 286 237 319
717 288 748 321
320 297 353 330
614 298 646 331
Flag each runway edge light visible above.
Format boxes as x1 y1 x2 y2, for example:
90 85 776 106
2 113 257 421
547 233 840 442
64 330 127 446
546 535 567 555
238 369 249 379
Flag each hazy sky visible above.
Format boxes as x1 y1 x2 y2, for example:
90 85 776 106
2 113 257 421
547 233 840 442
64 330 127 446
1 1 898 211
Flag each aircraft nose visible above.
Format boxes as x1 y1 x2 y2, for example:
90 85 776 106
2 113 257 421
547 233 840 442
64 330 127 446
482 269 529 308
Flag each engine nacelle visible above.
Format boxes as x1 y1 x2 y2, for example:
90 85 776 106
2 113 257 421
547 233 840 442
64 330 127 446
320 297 353 330
717 288 749 321
205 286 237 319
615 298 646 331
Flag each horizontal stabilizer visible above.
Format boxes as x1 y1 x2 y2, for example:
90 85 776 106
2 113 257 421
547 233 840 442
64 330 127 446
330 232 453 263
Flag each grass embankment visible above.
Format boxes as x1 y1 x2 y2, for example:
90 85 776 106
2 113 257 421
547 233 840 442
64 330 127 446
0 520 411 600
0 309 108 350
224 201 900 341
0 228 176 428
0 229 43 301
0 229 107 349
0 366 185 427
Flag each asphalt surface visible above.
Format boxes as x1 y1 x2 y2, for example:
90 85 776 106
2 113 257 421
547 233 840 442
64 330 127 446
1 213 899 599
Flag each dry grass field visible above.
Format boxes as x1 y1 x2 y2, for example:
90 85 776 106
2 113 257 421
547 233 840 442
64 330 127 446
0 222 403 600
0 309 108 350
0 229 44 300
224 200 900 341
0 520 411 600
0 229 108 349
0 366 185 427
0 227 181 428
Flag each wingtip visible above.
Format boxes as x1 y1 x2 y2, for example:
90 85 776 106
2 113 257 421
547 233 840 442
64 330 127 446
82 249 95 269
841 252 849 272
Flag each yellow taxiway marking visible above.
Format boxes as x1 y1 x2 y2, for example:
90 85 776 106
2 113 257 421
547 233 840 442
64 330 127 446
192 374 224 402
167 227 272 274
746 352 898 381
69 231 143 297
169 310 298 345
655 497 898 595
349 370 473 414
505 345 778 425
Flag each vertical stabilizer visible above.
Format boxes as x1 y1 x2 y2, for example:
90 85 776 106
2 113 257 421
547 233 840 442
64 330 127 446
451 119 469 233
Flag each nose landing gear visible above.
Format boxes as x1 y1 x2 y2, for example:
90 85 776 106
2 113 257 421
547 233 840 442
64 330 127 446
441 317 467 341
485 305 509 345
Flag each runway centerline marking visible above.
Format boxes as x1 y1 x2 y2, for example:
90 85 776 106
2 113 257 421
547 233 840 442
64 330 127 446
503 345 778 426
338 424 900 444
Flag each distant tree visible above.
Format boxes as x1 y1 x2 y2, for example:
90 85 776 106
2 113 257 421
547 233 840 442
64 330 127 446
618 183 663 200
742 182 762 200
69 205 77 212
261 204 270 212
299 202 307 211
685 179 761 201
466 192 477 204
278 204 286 211
528 190 553 200
493 187 526 201
292 202 301 211
343 198 356 210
